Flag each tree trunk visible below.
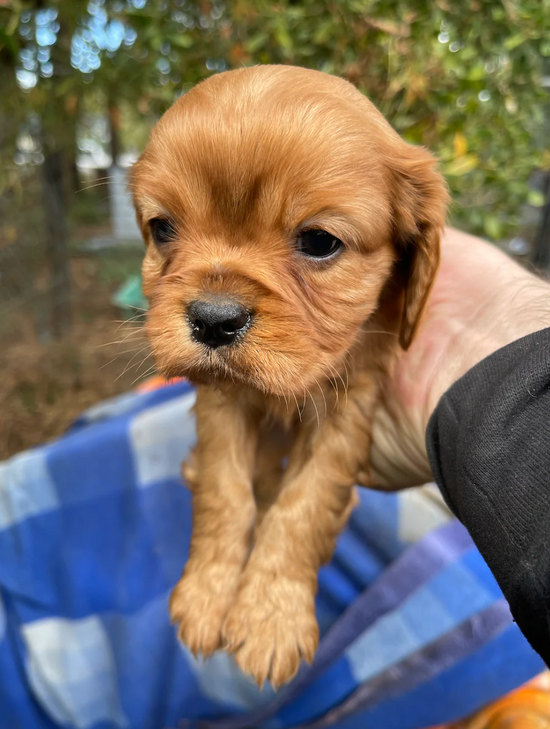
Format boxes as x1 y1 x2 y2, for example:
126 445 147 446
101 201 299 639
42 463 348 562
39 7 80 337
42 150 71 337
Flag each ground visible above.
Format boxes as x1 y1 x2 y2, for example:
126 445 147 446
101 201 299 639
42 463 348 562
0 236 152 460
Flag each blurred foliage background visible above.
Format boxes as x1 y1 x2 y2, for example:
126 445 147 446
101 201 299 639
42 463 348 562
0 0 550 455
2 0 550 236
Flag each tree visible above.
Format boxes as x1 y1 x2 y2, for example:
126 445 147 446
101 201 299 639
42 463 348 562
1 0 550 244
214 0 550 240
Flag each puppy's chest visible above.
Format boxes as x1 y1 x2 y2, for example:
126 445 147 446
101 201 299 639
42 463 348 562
261 370 386 432
246 332 397 435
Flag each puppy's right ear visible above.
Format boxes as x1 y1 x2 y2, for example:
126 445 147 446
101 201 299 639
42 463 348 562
389 144 449 350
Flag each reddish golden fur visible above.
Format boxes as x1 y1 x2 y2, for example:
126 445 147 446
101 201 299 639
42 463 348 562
131 65 449 688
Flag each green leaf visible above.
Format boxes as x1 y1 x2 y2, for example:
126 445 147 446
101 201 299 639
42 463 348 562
466 63 486 81
504 33 526 50
483 215 503 240
274 26 293 54
0 26 18 58
170 34 194 49
245 32 269 53
527 189 546 207
444 154 479 176
313 21 335 45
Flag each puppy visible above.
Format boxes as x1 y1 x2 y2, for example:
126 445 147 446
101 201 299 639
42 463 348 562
131 65 448 688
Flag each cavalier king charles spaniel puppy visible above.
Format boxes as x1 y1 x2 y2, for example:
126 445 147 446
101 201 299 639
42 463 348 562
131 64 448 688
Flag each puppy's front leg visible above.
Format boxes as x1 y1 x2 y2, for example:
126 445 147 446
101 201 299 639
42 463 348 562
170 386 259 657
222 390 371 688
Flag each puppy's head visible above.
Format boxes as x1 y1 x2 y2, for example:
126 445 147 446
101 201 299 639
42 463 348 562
131 65 448 397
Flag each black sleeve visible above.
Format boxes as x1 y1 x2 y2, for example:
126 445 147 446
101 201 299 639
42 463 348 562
426 327 550 666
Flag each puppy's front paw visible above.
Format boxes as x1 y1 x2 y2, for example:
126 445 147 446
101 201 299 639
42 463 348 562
222 577 319 689
170 568 237 657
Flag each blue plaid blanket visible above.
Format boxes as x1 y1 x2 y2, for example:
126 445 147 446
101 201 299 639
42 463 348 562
0 381 543 729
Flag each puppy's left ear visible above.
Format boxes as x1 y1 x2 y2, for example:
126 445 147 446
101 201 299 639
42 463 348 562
390 145 449 350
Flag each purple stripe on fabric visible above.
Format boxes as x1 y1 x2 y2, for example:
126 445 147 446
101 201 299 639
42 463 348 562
196 520 473 729
298 600 512 729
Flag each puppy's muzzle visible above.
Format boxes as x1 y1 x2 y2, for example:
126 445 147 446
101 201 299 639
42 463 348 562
187 298 252 348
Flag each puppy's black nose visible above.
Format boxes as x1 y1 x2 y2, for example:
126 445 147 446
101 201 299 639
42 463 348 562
187 298 251 348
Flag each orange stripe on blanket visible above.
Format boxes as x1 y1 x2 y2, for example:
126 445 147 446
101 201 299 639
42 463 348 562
439 671 550 728
136 376 185 393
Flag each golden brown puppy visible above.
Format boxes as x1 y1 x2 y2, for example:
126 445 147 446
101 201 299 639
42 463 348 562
131 65 448 689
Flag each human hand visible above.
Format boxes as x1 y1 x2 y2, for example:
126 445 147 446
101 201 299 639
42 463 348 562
369 227 550 489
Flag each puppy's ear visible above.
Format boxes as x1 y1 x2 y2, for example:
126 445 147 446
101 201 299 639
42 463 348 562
389 145 449 350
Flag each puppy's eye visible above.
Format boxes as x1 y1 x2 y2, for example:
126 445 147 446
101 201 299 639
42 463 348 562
150 217 177 245
296 229 343 259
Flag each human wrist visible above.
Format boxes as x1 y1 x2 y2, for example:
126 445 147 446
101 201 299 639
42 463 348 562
369 230 550 491
425 267 550 426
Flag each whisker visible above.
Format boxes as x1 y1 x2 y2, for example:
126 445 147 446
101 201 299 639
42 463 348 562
99 343 147 360
97 329 143 344
111 320 146 335
342 361 350 407
328 363 348 408
114 351 153 383
109 318 145 327
77 177 142 194
131 364 157 387
115 321 145 334
115 357 153 387
96 330 144 348
133 349 155 376
123 304 148 312
313 377 327 418
76 181 127 194
325 365 341 413
116 343 152 374
112 310 147 321
282 391 289 414
291 391 302 423
361 329 399 337
307 388 320 428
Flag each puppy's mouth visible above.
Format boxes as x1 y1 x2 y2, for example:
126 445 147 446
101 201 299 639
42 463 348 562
146 294 264 390
161 345 255 390
184 296 255 385
148 294 333 397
